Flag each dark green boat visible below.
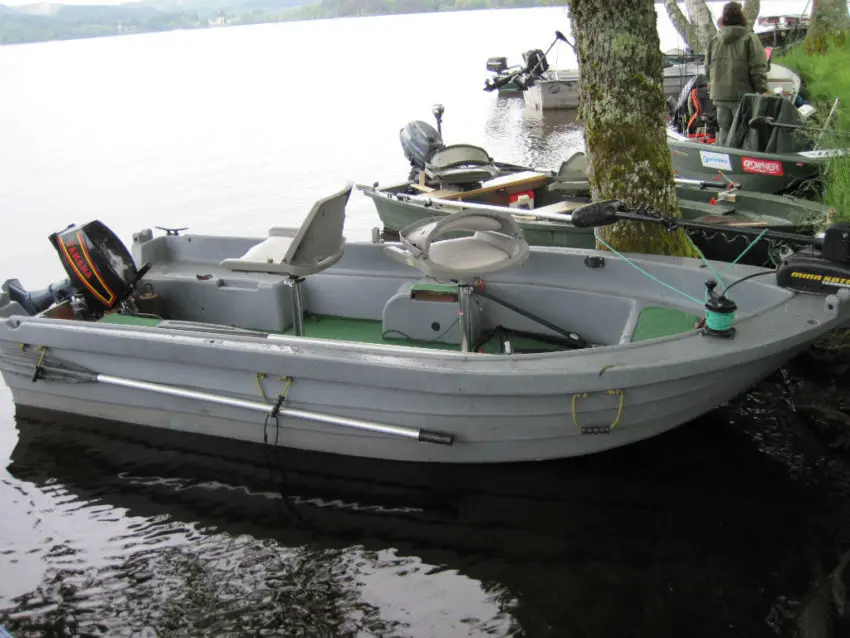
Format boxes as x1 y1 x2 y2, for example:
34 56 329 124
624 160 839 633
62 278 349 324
668 80 846 194
360 152 831 267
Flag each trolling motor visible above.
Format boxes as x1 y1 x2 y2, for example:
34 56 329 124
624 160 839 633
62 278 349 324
2 220 150 318
570 200 850 296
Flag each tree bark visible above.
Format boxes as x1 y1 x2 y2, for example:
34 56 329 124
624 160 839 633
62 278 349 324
685 0 717 51
566 0 696 256
662 0 701 51
804 0 850 53
743 0 761 30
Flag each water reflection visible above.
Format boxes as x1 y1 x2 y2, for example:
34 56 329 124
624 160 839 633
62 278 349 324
1 404 822 637
482 96 584 170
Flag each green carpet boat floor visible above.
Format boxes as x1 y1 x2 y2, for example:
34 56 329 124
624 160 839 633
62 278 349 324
97 305 698 351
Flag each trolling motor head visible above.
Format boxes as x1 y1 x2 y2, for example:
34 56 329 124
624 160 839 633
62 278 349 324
776 223 850 294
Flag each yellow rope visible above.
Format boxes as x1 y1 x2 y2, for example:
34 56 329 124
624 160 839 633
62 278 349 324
279 376 292 400
36 346 48 369
572 389 625 431
257 373 293 405
608 389 625 430
255 372 269 404
571 392 589 431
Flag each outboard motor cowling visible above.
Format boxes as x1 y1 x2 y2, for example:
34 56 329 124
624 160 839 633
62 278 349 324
486 56 508 74
3 220 145 318
400 120 445 171
48 220 139 314
522 49 549 77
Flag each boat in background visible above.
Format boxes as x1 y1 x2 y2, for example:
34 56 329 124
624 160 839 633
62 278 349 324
667 74 845 194
367 108 830 266
756 14 809 49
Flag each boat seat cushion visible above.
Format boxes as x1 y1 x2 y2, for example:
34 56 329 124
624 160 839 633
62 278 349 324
219 183 352 277
384 210 529 280
425 145 500 185
428 237 515 273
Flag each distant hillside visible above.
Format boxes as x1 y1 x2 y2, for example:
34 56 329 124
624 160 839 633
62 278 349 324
0 0 560 45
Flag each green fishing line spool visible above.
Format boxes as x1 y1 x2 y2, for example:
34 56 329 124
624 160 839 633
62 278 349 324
702 279 737 338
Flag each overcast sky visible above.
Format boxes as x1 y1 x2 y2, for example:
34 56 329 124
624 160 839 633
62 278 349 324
0 0 815 11
2 0 127 5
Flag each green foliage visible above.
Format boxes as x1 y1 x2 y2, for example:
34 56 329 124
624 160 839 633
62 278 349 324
0 0 561 45
777 42 850 220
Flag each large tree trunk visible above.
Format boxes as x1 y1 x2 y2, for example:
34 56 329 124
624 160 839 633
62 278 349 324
662 0 701 51
566 0 695 256
685 0 716 51
804 0 850 53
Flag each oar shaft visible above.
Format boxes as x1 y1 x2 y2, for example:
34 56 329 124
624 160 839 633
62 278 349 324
93 373 453 444
19 362 453 446
398 193 575 223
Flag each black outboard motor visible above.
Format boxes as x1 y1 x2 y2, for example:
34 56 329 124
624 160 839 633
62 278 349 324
486 56 508 74
399 120 445 172
522 49 549 77
3 220 146 317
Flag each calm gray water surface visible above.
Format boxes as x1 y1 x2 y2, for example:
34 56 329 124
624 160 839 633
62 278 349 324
0 4 833 637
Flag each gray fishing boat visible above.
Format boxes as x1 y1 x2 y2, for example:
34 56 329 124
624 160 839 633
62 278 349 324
668 82 846 194
362 149 829 266
2 184 850 464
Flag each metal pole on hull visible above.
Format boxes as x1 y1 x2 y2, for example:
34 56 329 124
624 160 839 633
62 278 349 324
19 359 454 446
98 374 454 444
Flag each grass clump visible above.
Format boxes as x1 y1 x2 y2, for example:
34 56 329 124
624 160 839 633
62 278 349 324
777 40 850 221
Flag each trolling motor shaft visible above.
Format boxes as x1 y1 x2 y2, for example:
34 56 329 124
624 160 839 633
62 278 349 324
570 199 850 296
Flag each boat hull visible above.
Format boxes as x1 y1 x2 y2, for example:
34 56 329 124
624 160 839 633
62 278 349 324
2 241 848 464
0 347 804 464
365 185 825 267
668 133 830 194
524 66 700 111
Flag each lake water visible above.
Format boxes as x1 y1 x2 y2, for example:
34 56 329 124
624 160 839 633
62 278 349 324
2 3 842 637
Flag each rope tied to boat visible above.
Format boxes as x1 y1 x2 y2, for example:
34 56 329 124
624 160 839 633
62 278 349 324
260 374 293 447
21 344 50 382
590 223 772 337
572 388 624 434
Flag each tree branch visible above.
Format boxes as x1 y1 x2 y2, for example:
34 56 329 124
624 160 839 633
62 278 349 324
662 0 701 51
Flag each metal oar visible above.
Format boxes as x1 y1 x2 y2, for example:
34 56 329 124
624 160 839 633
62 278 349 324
394 191 577 224
13 356 454 446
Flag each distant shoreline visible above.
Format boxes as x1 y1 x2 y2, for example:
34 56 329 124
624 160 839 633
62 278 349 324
0 0 562 46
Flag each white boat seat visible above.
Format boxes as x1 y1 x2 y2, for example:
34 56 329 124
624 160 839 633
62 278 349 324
425 144 500 185
383 210 529 281
219 183 352 277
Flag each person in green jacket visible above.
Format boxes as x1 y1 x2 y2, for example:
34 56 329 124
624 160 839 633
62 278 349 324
705 1 769 146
